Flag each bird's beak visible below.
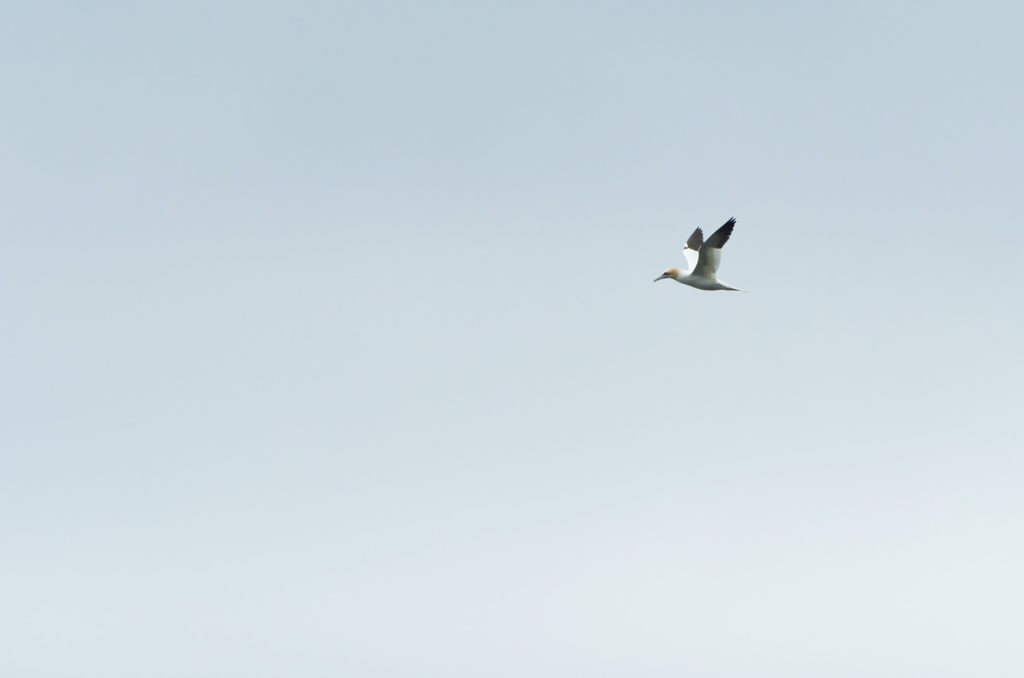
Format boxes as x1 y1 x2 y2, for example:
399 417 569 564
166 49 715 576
654 274 667 282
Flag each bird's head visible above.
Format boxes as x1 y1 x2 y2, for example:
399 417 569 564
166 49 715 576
654 268 680 282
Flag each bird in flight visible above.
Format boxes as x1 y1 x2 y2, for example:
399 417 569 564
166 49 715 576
654 218 742 291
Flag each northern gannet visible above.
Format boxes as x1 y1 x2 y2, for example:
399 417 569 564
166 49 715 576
654 218 742 291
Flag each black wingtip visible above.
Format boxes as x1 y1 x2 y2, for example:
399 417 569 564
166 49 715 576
685 227 704 251
705 218 735 249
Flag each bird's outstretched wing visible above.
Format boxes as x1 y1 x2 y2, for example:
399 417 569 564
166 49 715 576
682 227 704 272
692 218 735 280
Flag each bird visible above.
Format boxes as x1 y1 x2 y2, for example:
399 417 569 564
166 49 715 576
654 218 742 291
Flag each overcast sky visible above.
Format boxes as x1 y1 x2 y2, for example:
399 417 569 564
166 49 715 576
3 2 1022 676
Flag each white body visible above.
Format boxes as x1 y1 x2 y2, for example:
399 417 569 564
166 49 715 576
670 272 739 291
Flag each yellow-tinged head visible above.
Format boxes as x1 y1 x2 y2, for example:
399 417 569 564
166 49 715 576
654 267 680 282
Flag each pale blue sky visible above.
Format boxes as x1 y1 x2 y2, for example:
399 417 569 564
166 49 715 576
2 2 1022 676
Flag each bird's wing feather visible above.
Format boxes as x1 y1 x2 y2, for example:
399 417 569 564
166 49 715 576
682 227 703 271
692 218 735 279
686 227 704 252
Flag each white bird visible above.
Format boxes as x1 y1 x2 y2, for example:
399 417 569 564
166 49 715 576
654 218 742 291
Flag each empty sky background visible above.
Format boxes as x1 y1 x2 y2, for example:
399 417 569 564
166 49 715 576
2 2 1022 676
